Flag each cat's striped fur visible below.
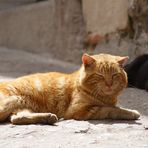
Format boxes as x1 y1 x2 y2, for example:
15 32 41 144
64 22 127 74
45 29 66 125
0 53 140 124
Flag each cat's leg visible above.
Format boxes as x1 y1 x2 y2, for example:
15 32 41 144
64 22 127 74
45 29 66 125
65 106 140 120
0 95 20 122
89 107 140 120
10 110 58 125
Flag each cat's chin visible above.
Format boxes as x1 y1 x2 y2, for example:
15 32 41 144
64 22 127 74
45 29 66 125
103 89 115 96
104 92 114 95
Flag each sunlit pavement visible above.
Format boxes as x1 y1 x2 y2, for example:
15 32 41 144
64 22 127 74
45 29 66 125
0 47 148 148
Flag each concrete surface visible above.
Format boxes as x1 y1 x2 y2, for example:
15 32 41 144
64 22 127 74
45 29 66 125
0 47 78 79
0 47 148 148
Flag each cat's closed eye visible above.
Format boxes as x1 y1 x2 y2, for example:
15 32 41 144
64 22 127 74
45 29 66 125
112 73 120 79
97 74 104 79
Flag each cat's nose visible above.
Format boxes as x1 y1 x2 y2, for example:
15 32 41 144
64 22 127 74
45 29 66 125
105 81 113 87
105 85 112 92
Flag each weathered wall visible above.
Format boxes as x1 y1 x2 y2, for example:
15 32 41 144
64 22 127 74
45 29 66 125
0 0 36 10
0 0 148 63
82 0 129 35
0 0 85 63
83 0 148 61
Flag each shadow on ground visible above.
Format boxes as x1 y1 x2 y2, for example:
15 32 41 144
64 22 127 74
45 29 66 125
0 47 79 79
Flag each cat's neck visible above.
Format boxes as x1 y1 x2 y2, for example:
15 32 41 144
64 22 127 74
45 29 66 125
77 85 117 106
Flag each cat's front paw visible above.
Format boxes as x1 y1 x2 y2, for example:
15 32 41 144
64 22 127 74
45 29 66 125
129 110 140 120
46 113 58 124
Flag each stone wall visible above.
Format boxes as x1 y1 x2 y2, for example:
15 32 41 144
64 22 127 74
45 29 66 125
0 0 85 63
0 0 148 63
83 0 148 61
82 0 129 36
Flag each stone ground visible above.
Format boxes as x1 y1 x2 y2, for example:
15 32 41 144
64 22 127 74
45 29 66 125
0 47 148 148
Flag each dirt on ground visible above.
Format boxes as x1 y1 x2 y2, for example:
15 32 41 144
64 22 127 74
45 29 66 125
0 47 148 148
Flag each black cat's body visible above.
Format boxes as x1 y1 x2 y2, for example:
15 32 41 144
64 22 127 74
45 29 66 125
124 54 148 91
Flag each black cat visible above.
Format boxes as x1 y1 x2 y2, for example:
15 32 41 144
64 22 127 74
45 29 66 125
124 54 148 91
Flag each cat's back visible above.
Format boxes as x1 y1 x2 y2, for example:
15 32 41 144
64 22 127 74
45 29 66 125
0 71 77 96
13 71 76 90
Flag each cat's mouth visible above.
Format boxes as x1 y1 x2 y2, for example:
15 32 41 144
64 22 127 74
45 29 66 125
104 87 114 95
105 86 113 91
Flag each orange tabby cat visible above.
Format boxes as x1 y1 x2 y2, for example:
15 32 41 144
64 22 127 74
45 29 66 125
0 53 140 125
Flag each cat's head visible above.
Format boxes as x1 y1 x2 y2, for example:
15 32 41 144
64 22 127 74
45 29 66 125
79 53 129 97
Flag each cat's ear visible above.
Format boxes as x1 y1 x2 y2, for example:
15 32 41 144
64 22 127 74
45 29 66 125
82 53 96 69
117 56 129 67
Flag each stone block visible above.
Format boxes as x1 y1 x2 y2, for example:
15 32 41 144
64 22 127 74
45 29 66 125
82 0 129 35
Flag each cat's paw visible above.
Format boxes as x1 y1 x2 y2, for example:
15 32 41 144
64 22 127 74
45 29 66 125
129 110 140 120
46 113 58 124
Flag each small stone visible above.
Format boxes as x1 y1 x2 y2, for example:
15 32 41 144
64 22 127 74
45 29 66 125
144 126 148 130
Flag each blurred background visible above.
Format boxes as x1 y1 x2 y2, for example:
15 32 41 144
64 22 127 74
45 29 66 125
0 0 148 79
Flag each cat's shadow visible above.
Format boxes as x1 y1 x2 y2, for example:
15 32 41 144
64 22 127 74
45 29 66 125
88 119 142 125
0 118 142 126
